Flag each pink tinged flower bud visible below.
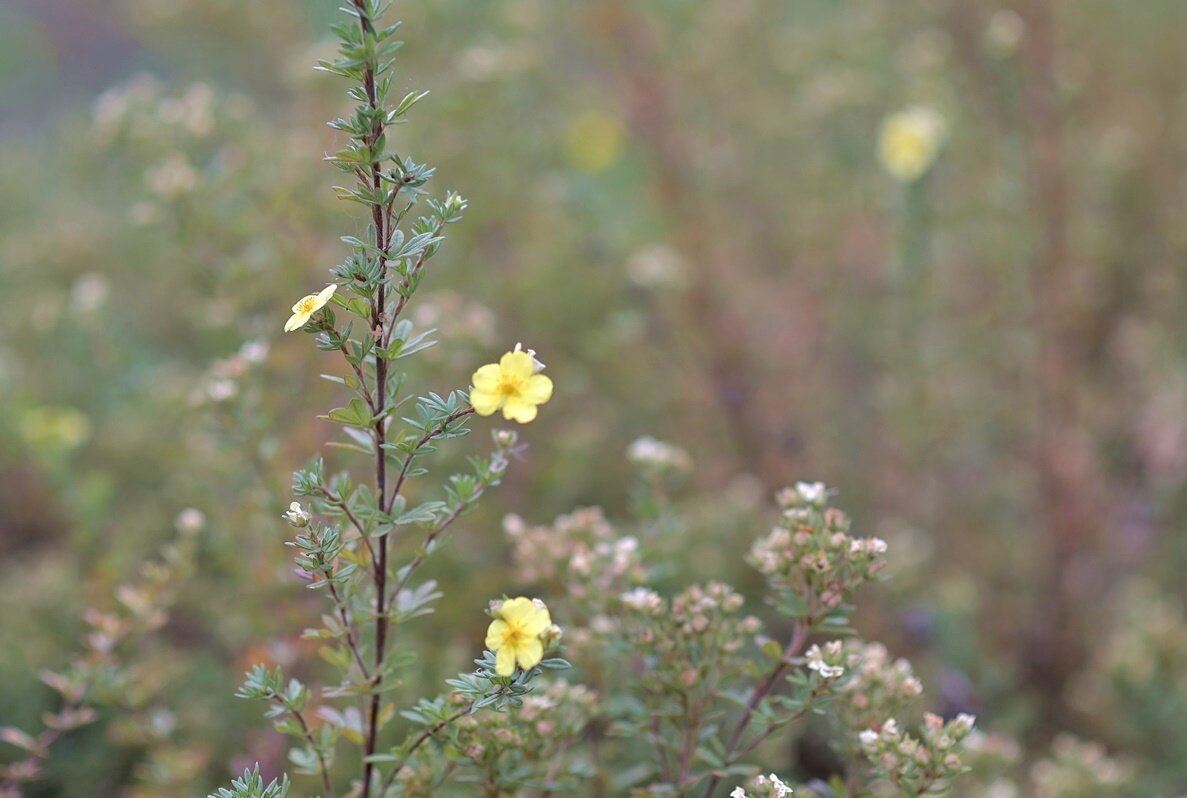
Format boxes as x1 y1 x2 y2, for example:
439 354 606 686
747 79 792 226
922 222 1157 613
680 668 699 687
952 713 977 736
464 743 486 759
535 721 555 736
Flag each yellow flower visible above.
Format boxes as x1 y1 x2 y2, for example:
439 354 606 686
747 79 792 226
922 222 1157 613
565 111 624 174
284 284 337 332
470 347 553 423
485 597 553 676
877 105 946 182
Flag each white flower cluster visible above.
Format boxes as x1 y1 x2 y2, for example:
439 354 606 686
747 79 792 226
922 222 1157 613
805 640 846 679
619 587 664 615
858 713 976 791
627 435 692 473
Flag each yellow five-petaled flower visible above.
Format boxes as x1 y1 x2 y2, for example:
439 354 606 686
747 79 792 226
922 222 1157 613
470 347 553 423
485 597 552 677
284 284 337 332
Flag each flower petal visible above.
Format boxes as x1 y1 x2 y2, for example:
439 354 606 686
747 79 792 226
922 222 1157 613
292 294 315 313
484 619 507 651
499 350 535 381
498 597 535 623
502 399 538 424
315 284 337 308
515 637 544 671
495 645 516 677
519 374 553 405
521 607 552 638
471 363 503 392
469 388 503 417
284 311 311 332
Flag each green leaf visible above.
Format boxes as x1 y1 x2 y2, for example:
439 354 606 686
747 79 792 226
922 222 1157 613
323 398 373 429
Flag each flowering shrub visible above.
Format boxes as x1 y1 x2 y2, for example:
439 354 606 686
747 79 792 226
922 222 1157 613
6 1 1184 797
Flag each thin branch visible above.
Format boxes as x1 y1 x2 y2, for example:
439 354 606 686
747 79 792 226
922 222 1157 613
384 219 445 348
325 580 371 681
384 406 476 513
349 1 391 794
378 706 471 794
699 621 810 798
339 341 376 411
317 486 378 566
387 488 481 609
282 702 336 798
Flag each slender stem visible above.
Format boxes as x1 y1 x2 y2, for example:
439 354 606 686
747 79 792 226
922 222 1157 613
326 580 371 681
339 342 376 411
378 707 471 793
282 702 336 798
317 486 378 566
384 220 445 347
535 741 571 798
676 692 699 790
650 715 674 784
350 2 390 794
384 406 476 513
699 621 809 798
387 490 480 608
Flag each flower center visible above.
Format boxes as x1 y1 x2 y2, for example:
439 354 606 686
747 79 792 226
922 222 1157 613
501 620 526 647
498 376 523 397
298 297 318 313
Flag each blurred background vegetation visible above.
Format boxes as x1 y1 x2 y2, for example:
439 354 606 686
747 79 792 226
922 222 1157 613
1 0 1186 795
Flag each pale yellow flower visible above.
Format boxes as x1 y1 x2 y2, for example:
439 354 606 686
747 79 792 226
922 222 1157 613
877 105 947 182
470 348 553 423
485 597 552 676
284 284 337 332
566 111 624 173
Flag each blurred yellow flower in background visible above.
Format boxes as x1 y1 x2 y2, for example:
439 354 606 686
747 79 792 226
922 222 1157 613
470 346 553 423
877 105 947 182
283 284 336 332
485 597 552 676
20 406 92 452
565 110 624 173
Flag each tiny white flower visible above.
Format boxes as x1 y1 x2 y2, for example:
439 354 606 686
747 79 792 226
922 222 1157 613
795 481 827 506
620 587 663 614
513 341 546 372
805 644 845 679
952 713 977 735
239 339 269 364
730 788 748 798
768 774 793 797
174 507 205 534
859 729 879 748
283 501 311 528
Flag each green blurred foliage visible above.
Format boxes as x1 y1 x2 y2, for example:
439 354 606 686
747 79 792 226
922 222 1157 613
1 0 1186 795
